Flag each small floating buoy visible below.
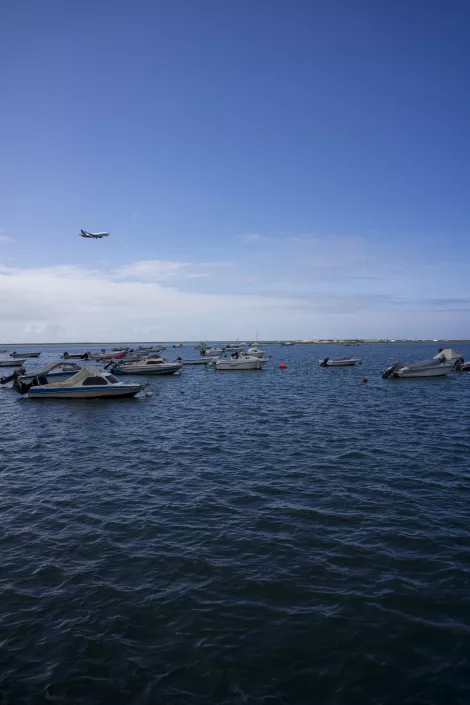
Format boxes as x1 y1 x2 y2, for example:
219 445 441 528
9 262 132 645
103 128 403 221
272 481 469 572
362 377 368 383
279 363 287 369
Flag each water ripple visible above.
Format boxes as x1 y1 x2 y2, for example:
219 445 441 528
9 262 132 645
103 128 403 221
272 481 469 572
1 343 470 703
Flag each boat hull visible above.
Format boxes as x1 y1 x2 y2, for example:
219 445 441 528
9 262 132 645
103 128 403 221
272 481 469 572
178 358 216 365
319 359 360 367
27 386 141 399
0 359 25 367
11 352 40 358
215 359 268 370
396 367 453 378
113 365 181 375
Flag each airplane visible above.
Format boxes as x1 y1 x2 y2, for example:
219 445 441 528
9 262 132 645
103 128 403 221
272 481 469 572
79 229 110 239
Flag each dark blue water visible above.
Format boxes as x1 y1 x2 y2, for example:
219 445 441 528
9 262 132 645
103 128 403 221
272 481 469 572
1 343 470 704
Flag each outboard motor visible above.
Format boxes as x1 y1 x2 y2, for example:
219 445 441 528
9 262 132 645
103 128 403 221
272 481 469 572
0 368 25 385
319 357 330 367
453 357 465 371
382 362 400 379
13 374 48 395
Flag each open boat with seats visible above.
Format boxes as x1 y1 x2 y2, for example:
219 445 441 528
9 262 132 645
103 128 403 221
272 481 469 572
13 366 142 398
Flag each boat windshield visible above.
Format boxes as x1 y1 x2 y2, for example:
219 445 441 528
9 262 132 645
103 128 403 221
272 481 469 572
83 376 108 386
105 374 119 384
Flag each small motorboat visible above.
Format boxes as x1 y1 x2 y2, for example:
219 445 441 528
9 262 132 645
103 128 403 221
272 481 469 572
61 350 105 360
319 357 361 367
209 355 269 371
175 357 216 365
246 347 268 358
10 351 41 358
137 345 166 353
0 358 26 368
111 356 182 375
382 358 455 379
172 343 183 348
201 347 224 355
225 343 246 351
194 342 207 350
19 360 82 383
280 341 295 346
344 342 361 347
13 366 142 399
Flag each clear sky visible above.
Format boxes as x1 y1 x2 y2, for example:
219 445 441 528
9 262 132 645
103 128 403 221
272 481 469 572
1 0 469 342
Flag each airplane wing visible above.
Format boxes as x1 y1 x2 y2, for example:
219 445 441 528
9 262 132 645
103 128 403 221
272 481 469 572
80 230 110 239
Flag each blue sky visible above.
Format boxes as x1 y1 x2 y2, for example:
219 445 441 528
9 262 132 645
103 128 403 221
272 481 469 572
1 0 469 341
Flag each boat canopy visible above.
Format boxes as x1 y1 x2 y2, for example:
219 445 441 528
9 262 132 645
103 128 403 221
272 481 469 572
434 348 463 361
51 366 108 387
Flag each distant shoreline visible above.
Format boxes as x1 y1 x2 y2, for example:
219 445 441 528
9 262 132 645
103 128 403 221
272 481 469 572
1 340 469 346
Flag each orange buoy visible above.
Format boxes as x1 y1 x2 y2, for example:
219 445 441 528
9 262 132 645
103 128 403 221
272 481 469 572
362 377 368 383
279 363 287 369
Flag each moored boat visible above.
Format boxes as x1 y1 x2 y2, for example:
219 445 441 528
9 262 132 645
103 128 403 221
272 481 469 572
209 355 268 371
382 358 455 379
19 360 82 383
246 347 268 358
175 357 216 365
111 356 182 375
319 357 361 367
10 351 41 358
0 358 26 368
13 367 142 399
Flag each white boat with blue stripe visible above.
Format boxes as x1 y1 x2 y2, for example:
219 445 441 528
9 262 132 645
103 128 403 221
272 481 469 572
14 366 142 399
19 360 83 383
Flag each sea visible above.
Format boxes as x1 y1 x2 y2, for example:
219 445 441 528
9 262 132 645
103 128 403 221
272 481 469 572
1 342 470 705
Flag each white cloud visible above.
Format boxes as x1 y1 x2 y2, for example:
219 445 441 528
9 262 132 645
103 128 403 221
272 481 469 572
0 234 12 243
0 258 468 342
237 233 272 243
0 261 317 342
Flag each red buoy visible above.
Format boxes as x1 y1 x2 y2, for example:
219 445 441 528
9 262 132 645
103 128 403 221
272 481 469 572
363 377 368 383
279 363 287 369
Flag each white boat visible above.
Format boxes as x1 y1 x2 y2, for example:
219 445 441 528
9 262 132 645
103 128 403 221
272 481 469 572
202 347 224 355
0 358 25 367
319 357 361 367
10 351 41 358
172 343 183 348
210 355 269 370
194 342 207 350
225 343 246 350
175 357 216 365
19 360 82 383
246 347 268 358
280 341 295 346
382 359 455 379
13 366 142 399
111 356 182 375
